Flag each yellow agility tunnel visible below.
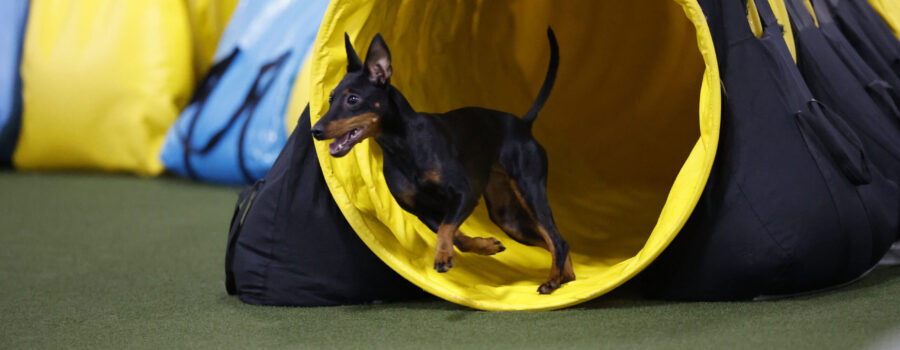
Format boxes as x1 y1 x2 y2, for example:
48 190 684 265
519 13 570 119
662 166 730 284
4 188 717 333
306 0 721 311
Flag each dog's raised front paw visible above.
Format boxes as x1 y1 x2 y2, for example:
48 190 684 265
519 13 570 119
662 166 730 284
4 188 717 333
472 237 505 255
455 236 506 255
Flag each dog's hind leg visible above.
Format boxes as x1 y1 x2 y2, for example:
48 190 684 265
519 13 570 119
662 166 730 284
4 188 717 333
484 164 548 248
494 143 575 294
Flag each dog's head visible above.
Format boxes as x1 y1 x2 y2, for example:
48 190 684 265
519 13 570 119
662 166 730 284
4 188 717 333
311 33 393 157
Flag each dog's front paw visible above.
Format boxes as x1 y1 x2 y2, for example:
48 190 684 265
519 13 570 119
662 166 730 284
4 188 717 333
455 236 506 255
434 251 453 273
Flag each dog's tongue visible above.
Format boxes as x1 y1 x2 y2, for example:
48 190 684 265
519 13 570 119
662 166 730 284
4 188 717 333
329 132 354 156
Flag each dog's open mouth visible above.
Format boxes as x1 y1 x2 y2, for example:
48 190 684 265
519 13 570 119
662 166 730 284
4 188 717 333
329 127 365 157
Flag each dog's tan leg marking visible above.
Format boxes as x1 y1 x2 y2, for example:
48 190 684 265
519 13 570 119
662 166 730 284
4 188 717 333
453 230 505 255
563 254 575 282
434 223 457 272
483 163 574 293
532 224 575 294
507 179 574 295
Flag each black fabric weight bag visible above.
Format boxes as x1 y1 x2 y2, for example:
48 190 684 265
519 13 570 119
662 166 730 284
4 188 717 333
641 0 899 300
225 105 424 306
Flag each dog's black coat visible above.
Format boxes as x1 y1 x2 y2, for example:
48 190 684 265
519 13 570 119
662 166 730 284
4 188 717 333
311 28 575 294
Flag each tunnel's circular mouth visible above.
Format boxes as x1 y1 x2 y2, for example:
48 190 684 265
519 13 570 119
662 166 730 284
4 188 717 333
309 0 720 310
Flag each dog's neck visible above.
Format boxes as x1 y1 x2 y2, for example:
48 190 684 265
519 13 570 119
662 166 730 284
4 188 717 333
375 86 422 172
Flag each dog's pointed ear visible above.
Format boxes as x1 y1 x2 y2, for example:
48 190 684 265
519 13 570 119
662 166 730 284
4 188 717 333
364 33 392 84
345 33 363 72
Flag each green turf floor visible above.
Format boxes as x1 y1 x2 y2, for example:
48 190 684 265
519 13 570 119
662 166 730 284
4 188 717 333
2 171 899 349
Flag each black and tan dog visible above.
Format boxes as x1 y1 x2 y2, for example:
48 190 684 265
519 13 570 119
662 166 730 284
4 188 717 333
311 28 574 294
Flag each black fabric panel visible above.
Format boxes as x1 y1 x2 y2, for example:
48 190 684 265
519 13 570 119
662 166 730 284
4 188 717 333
847 0 900 78
226 105 424 306
811 0 900 118
641 0 899 300
825 0 900 96
787 0 900 181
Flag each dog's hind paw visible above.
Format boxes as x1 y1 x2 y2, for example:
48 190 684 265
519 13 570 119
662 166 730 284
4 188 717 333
538 280 561 294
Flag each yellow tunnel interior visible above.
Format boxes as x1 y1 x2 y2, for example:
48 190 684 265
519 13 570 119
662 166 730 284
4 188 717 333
307 0 721 310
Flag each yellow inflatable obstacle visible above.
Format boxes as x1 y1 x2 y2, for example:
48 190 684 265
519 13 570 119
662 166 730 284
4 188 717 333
305 1 721 311
14 0 236 175
186 0 242 79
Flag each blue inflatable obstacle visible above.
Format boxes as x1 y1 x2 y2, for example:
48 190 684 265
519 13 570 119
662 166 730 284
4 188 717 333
0 0 29 166
160 0 330 184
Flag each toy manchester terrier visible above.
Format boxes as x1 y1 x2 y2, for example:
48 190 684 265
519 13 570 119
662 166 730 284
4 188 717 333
311 28 574 294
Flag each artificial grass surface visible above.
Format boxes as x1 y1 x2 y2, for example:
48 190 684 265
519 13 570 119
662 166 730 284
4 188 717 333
1 171 899 349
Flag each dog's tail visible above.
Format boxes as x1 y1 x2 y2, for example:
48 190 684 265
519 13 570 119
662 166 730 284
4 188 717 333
522 27 559 126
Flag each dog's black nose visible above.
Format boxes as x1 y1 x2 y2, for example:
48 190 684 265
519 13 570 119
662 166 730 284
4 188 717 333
311 125 325 140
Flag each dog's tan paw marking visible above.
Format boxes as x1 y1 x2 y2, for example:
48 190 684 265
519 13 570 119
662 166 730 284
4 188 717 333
434 251 453 273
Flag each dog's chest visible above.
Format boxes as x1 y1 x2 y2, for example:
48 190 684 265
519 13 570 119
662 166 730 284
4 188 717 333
383 164 447 214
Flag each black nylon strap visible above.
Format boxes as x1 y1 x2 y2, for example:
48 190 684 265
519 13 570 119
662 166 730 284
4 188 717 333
784 0 817 31
181 48 240 180
753 0 782 32
235 51 292 183
810 0 836 24
179 49 292 182
721 0 758 43
798 100 872 185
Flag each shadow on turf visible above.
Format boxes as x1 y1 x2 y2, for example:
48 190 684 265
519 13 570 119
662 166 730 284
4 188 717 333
219 265 900 315
331 265 900 311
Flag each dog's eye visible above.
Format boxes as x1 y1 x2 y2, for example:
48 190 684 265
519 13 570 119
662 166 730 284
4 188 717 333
347 95 360 105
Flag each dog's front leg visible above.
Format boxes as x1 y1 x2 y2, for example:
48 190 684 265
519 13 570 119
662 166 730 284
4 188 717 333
433 222 458 273
433 190 474 273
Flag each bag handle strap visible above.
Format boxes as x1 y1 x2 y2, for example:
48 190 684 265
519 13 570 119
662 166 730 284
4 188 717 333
784 0 816 31
180 48 240 179
795 100 872 185
753 0 784 33
234 51 292 183
179 49 292 182
721 0 759 44
809 0 835 24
